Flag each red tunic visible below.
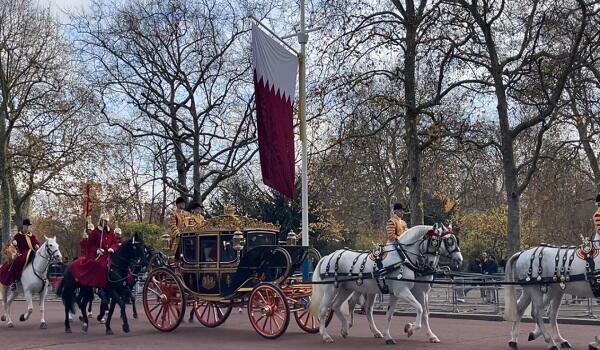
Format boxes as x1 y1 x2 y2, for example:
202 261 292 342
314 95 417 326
79 237 88 258
69 227 119 289
0 232 40 285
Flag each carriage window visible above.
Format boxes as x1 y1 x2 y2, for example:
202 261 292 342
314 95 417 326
220 234 237 263
200 236 217 262
247 232 276 249
182 236 198 262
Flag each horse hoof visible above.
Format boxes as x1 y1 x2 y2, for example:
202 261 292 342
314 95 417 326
561 342 572 349
589 344 599 350
133 314 138 319
374 332 384 339
96 315 103 322
82 324 88 332
7 323 13 328
65 328 72 333
323 336 334 343
549 346 559 350
385 339 397 345
528 333 536 341
106 329 114 335
40 322 47 329
509 341 518 349
429 336 440 343
87 312 93 318
123 324 130 333
19 315 25 322
0 315 5 322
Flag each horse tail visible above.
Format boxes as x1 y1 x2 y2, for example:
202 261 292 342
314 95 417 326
503 252 521 322
60 270 77 315
309 258 325 318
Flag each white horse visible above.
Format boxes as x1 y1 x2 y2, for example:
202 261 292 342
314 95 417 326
0 236 62 328
310 225 463 344
504 243 600 350
347 225 463 343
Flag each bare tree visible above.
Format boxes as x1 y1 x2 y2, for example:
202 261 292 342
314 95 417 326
314 0 474 225
451 0 589 254
71 0 264 205
0 0 82 243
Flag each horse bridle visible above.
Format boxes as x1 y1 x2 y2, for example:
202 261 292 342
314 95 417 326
32 242 61 285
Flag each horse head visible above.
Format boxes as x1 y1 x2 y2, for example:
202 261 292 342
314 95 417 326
117 233 147 270
438 224 463 269
42 235 63 263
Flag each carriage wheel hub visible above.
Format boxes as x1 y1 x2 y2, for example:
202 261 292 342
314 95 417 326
160 294 168 304
261 305 275 316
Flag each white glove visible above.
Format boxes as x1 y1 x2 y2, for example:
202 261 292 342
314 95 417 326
96 248 105 256
11 240 17 246
108 248 114 253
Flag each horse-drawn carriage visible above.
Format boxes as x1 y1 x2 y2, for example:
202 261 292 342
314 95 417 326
142 206 328 338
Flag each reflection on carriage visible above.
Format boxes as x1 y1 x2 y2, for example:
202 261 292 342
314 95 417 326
142 206 328 338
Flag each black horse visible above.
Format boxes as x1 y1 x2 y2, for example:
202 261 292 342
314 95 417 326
95 244 165 321
57 233 146 334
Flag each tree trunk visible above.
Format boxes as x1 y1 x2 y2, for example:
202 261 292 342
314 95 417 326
575 118 600 191
192 111 201 204
0 110 10 249
403 0 424 226
171 108 187 198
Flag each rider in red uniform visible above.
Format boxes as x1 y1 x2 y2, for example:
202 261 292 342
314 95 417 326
79 219 94 259
0 219 40 289
69 215 119 289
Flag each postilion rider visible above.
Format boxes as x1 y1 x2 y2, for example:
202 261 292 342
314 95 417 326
0 219 41 291
386 203 408 242
69 215 119 289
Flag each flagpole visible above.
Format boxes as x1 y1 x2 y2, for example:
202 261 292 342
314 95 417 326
298 0 309 249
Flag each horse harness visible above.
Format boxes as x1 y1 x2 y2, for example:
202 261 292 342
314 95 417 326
517 242 600 297
320 235 447 294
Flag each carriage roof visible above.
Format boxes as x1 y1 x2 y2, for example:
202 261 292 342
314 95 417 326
177 206 279 235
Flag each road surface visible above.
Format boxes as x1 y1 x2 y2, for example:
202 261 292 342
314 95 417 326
1 301 597 350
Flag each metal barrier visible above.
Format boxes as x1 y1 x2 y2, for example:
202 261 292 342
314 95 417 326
369 272 600 319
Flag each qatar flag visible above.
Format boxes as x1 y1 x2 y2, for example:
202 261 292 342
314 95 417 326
251 24 298 199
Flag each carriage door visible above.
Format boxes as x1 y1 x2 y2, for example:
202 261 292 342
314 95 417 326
197 235 219 294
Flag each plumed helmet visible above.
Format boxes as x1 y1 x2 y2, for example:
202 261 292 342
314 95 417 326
114 227 122 236
99 213 110 223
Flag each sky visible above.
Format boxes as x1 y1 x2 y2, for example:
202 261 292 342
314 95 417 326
42 0 89 17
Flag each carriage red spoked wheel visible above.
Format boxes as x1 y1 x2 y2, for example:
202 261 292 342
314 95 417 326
248 283 290 339
194 301 232 328
294 297 333 333
142 268 186 332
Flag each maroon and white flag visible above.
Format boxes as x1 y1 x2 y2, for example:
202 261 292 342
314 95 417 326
251 24 298 199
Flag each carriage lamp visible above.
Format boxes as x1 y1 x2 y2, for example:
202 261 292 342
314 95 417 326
286 230 298 246
233 230 245 252
161 234 171 251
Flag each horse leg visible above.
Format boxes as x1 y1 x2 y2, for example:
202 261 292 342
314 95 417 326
118 292 130 333
78 289 90 332
413 283 439 343
547 291 569 348
319 285 337 343
528 287 558 349
39 280 49 329
396 288 423 339
19 287 33 322
330 288 353 339
364 293 383 338
509 290 532 349
347 292 359 329
131 292 138 319
383 294 399 345
105 296 117 335
87 291 93 318
0 284 7 324
5 287 16 327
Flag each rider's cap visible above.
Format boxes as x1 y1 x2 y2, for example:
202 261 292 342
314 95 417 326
22 218 32 226
176 197 186 205
393 203 405 211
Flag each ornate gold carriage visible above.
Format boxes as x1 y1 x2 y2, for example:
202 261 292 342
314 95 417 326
142 207 328 338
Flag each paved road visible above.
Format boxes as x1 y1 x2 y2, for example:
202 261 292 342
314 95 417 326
1 301 597 350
